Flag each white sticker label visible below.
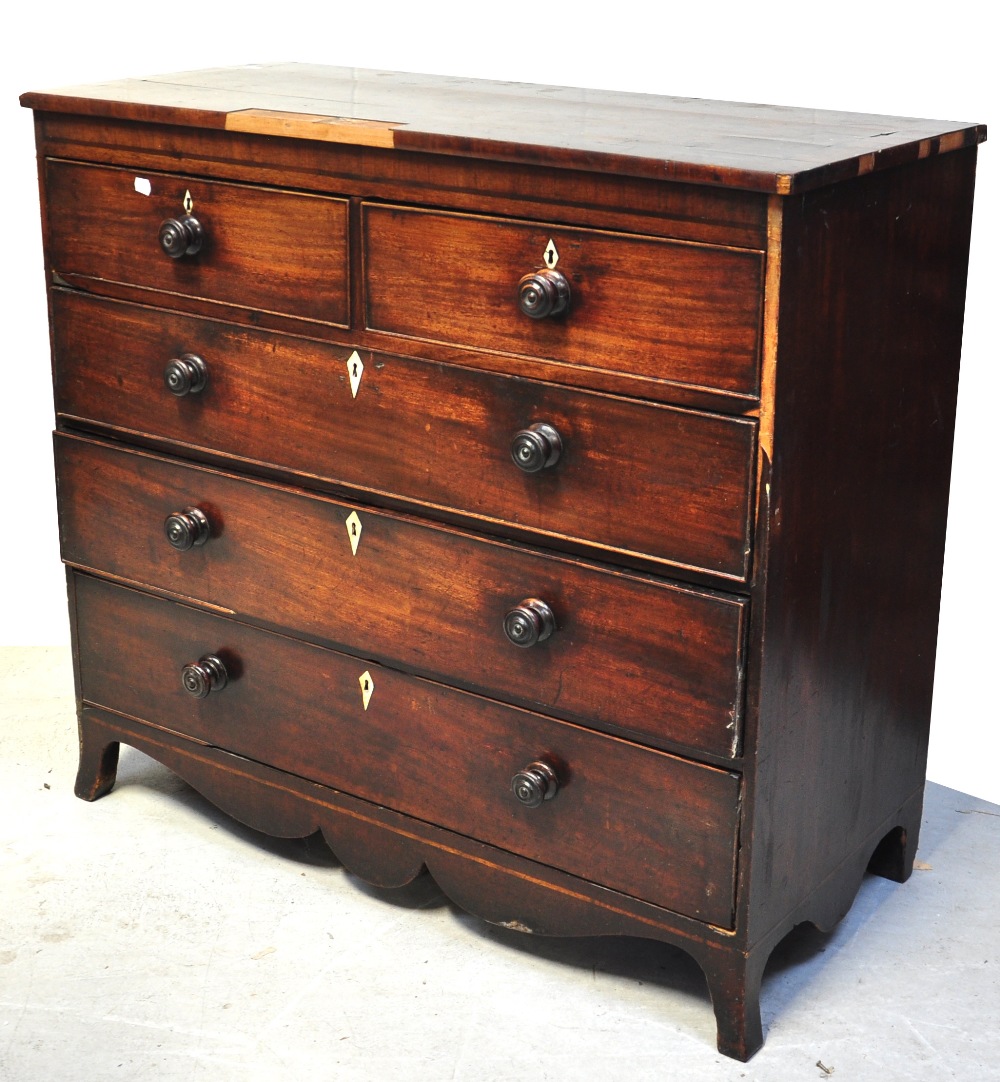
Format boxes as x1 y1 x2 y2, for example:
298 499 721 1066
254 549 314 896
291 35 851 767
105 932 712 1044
347 351 364 398
134 177 152 196
359 670 374 710
345 511 362 555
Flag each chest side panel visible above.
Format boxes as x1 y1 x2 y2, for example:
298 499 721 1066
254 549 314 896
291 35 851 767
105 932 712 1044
744 148 978 944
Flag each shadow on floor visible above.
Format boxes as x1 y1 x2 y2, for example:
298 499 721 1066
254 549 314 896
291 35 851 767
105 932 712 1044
107 743 943 1034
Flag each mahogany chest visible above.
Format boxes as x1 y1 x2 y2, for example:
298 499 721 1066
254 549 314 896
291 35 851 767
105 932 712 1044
20 65 985 1058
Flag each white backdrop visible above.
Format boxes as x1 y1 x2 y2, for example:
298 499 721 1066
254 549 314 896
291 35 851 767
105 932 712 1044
2 2 995 803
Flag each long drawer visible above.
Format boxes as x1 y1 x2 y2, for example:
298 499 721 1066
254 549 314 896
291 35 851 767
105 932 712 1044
43 160 350 326
73 573 741 927
56 434 747 759
363 204 764 396
52 291 757 579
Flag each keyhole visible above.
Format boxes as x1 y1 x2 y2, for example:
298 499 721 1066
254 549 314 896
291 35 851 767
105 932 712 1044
352 522 357 536
364 678 370 691
353 362 358 377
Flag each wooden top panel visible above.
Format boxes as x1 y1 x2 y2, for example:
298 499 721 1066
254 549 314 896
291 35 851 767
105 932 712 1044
21 63 985 194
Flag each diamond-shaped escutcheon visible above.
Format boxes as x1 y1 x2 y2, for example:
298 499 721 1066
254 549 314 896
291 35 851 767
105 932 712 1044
359 670 374 710
345 510 363 555
347 351 364 398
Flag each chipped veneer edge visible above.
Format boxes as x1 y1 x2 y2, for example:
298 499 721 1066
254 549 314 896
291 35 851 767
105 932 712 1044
224 108 402 148
938 129 970 154
757 195 782 501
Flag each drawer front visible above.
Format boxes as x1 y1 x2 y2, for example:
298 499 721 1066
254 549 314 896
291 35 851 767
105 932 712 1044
74 574 740 927
44 161 350 326
56 435 747 759
52 292 756 579
363 204 764 396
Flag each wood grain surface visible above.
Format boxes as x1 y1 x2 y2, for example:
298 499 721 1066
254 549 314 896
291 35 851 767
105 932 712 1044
742 148 979 943
44 159 350 326
52 290 757 579
74 573 741 926
56 433 748 759
21 63 986 192
364 204 764 396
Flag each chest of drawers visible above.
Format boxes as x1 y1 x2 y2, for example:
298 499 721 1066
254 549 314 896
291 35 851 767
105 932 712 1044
21 65 984 1059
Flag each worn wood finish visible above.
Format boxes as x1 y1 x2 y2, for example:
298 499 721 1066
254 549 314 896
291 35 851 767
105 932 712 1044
24 64 985 1061
75 574 741 926
56 433 747 760
33 114 770 251
364 204 764 396
742 147 979 944
69 694 924 1062
74 701 768 965
44 160 350 326
21 64 984 192
52 290 757 579
33 115 773 411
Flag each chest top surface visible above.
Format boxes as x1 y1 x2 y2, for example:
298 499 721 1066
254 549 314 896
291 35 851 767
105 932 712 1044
20 62 985 194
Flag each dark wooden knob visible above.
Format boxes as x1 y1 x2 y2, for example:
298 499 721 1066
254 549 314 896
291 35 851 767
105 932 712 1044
164 507 210 551
181 654 228 698
164 354 208 397
517 268 570 319
159 214 204 258
511 422 562 473
503 598 556 648
511 760 559 808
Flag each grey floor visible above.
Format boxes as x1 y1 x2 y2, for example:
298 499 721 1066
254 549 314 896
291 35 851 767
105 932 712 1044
2 647 998 1081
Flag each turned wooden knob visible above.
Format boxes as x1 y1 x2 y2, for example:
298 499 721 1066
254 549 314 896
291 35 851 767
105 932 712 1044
517 268 570 319
511 422 562 473
503 598 556 648
164 507 210 551
164 353 208 397
159 214 204 258
511 760 559 808
181 654 228 698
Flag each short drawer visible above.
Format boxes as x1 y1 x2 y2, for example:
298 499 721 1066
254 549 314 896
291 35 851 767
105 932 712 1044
56 434 747 759
74 574 741 927
363 204 764 397
43 160 349 326
52 291 756 579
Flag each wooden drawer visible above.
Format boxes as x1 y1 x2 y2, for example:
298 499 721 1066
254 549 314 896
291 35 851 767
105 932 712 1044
74 573 741 927
43 160 350 326
56 434 747 759
363 204 764 397
52 291 756 579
